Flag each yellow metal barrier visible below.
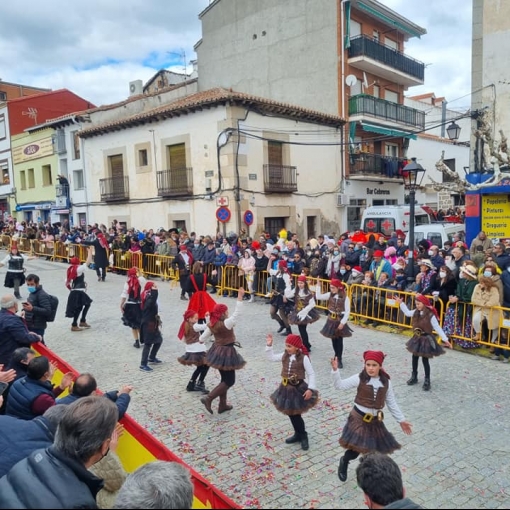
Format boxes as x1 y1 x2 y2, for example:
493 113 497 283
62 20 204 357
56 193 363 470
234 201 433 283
347 284 445 334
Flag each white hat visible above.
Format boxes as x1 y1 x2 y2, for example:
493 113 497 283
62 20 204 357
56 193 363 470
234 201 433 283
418 259 435 270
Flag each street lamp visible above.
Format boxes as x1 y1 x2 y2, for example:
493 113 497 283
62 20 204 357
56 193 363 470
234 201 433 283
402 157 426 284
446 121 461 142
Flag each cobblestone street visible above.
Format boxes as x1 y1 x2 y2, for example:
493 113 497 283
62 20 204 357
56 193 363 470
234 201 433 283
10 254 510 509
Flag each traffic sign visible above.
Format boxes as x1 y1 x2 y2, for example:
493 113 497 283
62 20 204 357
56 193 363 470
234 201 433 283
243 210 254 226
216 207 231 223
216 196 229 207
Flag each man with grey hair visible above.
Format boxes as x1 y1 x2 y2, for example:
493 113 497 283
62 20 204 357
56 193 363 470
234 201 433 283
0 293 41 368
0 395 119 508
114 460 194 509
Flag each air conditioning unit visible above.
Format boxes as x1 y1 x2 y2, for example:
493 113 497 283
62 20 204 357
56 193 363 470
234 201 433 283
336 193 350 207
129 80 143 96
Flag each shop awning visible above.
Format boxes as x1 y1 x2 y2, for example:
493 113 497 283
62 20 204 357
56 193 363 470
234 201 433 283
361 123 417 140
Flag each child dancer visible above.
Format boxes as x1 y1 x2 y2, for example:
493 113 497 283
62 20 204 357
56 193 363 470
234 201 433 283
199 288 247 414
315 278 353 368
394 293 452 391
177 309 210 393
266 333 319 451
331 350 412 482
286 275 319 351
120 267 146 348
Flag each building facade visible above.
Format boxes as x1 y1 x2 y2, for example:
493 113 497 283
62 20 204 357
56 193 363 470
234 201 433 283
0 80 50 102
77 89 344 239
465 0 510 245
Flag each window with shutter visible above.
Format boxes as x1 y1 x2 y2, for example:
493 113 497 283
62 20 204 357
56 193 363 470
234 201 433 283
168 143 187 190
268 141 283 182
108 154 125 195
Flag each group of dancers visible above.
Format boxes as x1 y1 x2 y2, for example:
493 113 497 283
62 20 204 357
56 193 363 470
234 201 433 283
112 262 453 482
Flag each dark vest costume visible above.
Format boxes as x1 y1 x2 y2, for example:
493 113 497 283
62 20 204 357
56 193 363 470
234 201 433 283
354 376 388 410
209 321 236 346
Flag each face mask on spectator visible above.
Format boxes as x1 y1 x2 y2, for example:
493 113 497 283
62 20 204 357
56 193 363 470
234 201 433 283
340 269 346 275
439 271 446 278
428 250 434 256
333 250 339 256
483 270 492 278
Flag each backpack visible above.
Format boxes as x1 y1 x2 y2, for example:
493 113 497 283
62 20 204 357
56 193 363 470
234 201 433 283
47 294 59 322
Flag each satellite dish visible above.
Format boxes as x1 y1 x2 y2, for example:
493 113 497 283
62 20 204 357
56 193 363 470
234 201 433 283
345 74 357 87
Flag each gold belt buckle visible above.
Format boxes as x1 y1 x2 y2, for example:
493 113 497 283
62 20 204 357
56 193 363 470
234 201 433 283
362 413 374 423
377 410 384 422
282 377 288 386
288 374 298 385
330 312 338 320
414 328 423 336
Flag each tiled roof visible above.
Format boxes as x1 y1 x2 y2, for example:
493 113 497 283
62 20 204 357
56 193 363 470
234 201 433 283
79 88 346 138
38 79 198 129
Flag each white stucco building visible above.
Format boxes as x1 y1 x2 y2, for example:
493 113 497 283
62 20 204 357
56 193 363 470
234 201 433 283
77 88 345 239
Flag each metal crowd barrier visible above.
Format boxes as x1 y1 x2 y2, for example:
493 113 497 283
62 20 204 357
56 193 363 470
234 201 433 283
1 236 509 352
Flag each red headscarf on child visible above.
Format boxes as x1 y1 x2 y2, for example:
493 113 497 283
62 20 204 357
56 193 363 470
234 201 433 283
97 232 109 250
127 267 140 299
178 309 198 340
285 334 309 356
209 304 228 327
141 281 155 309
363 350 390 379
415 293 439 319
66 257 81 289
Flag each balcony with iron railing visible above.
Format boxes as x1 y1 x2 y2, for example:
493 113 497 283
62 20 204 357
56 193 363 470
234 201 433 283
156 167 193 197
99 176 129 202
348 35 425 86
263 164 298 193
55 184 69 197
349 94 425 130
348 152 406 179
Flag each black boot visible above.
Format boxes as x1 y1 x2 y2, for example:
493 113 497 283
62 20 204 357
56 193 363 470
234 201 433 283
195 381 209 394
280 327 292 337
337 358 343 369
186 380 196 392
285 433 301 444
406 372 418 385
338 456 349 482
300 432 309 451
133 339 140 349
423 377 431 391
276 317 286 334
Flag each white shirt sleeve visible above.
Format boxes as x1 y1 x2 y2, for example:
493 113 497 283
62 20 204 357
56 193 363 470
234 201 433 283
0 255 9 265
199 326 213 344
341 296 351 325
265 345 284 362
193 323 208 332
284 287 295 299
385 380 406 423
77 264 87 276
303 355 317 390
224 301 242 330
399 302 415 317
431 315 449 342
314 286 331 301
331 371 360 390
120 282 129 299
301 295 316 315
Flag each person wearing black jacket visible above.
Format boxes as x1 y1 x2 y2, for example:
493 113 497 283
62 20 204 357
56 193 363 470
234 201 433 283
81 231 110 282
0 396 119 509
22 273 52 345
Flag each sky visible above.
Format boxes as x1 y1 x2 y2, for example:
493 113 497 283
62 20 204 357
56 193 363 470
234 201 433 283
0 0 473 111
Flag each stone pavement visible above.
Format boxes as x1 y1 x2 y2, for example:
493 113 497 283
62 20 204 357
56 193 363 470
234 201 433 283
7 252 510 509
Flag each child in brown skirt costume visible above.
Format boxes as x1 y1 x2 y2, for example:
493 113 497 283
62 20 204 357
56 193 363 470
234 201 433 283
266 333 319 451
394 293 452 391
199 288 247 414
331 350 412 482
177 309 210 393
315 278 353 368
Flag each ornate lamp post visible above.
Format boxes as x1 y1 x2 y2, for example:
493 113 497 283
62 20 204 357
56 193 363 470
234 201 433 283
402 157 426 284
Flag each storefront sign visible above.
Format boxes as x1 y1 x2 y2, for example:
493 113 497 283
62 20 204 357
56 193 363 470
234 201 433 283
12 137 54 164
366 188 390 195
481 194 510 239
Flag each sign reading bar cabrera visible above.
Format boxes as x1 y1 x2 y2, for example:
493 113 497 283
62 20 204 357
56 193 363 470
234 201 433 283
481 194 510 239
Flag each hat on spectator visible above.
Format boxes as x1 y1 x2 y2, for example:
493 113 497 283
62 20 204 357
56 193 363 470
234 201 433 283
459 264 477 279
179 245 187 251
418 259 435 270
352 265 362 274
373 250 384 258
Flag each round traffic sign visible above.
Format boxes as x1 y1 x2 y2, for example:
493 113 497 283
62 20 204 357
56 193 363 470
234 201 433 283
216 206 231 223
243 210 254 226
